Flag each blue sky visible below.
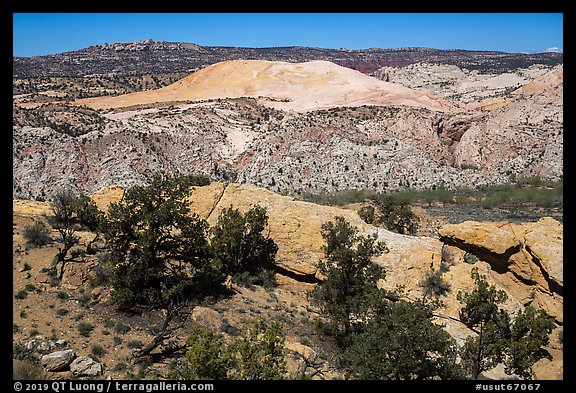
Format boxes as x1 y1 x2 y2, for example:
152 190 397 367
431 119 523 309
13 13 563 57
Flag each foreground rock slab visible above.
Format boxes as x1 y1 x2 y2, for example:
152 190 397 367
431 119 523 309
70 356 103 377
41 349 76 372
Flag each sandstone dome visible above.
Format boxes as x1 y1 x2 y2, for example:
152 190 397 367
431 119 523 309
75 60 453 112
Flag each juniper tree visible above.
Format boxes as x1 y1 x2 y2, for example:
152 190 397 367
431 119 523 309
172 318 286 380
505 306 554 379
101 173 217 357
458 268 510 379
48 188 80 280
211 205 278 284
103 173 214 309
458 268 553 379
310 216 388 342
341 299 465 380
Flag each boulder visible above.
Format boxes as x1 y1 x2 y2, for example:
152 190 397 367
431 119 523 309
26 336 56 352
438 220 519 256
285 341 317 359
41 349 76 372
479 363 520 380
523 217 563 290
532 357 563 380
70 356 103 377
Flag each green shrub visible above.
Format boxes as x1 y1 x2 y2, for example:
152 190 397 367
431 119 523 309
88 264 112 287
232 269 277 290
78 292 91 307
15 290 28 300
114 321 131 334
112 361 128 372
56 291 69 300
420 268 451 299
127 339 143 349
23 221 52 248
358 205 375 224
78 321 94 337
463 252 480 264
104 319 115 328
91 344 107 358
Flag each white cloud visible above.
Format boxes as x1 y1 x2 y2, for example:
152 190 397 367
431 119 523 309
545 47 563 53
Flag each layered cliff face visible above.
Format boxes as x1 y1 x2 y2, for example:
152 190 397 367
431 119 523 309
13 61 563 200
13 182 563 379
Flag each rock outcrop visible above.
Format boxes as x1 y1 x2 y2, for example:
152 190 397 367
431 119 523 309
41 349 76 372
439 218 563 323
183 183 563 379
13 181 563 379
70 356 103 377
75 60 453 113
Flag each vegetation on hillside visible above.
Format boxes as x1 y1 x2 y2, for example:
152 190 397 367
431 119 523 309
14 173 556 380
171 318 286 380
458 268 554 379
299 176 563 209
310 216 465 379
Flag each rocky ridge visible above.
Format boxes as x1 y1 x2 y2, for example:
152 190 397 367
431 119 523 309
13 40 563 78
371 62 555 106
12 182 563 379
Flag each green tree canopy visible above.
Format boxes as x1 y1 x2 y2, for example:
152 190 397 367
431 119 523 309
506 306 555 379
173 322 231 380
370 194 419 235
228 318 286 380
310 216 388 341
47 188 81 280
173 318 286 380
211 205 278 277
341 299 465 380
458 268 554 379
102 173 216 309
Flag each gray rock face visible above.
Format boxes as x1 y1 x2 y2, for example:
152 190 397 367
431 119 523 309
25 336 56 352
70 356 103 377
371 62 553 104
41 349 76 372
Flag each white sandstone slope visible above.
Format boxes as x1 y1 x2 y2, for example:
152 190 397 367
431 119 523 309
75 60 454 112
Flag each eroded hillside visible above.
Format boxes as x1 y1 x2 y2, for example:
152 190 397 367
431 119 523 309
13 62 563 198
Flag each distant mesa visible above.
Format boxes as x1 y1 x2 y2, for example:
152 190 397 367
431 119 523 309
73 60 454 112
